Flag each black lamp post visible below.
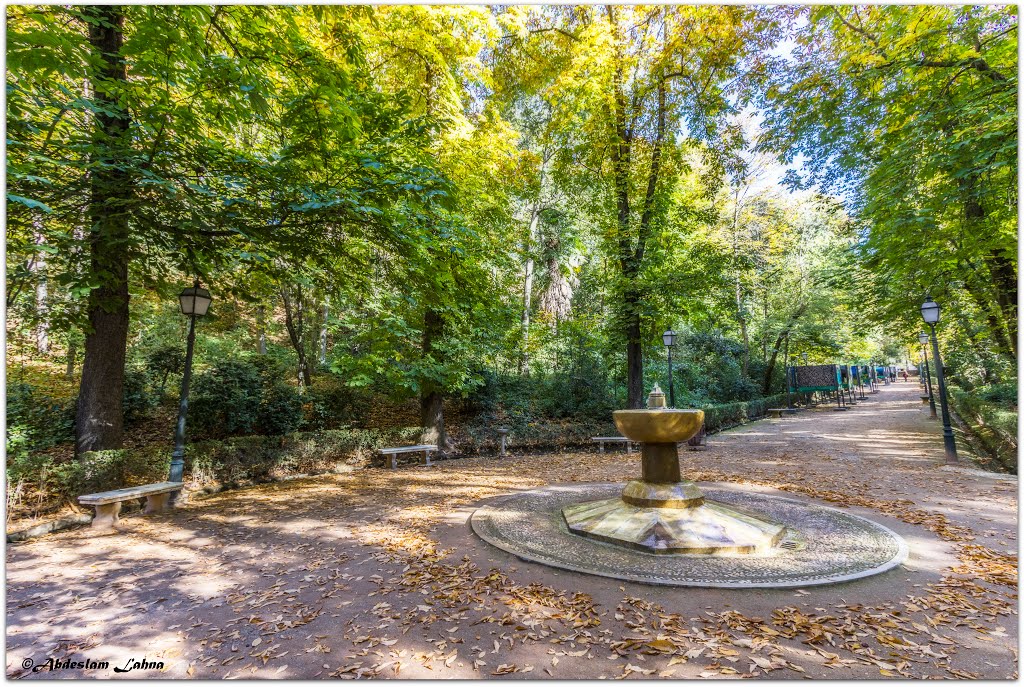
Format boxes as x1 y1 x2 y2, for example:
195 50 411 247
920 295 957 464
662 329 677 407
169 280 212 485
918 330 937 419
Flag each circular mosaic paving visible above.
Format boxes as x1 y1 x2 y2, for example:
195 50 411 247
470 483 908 588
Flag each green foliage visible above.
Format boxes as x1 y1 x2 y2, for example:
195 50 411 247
304 375 375 430
6 427 421 517
53 447 170 499
759 5 1017 373
467 370 616 425
4 5 1014 488
672 331 760 404
976 382 1018 406
258 383 306 437
190 361 262 435
122 368 159 423
144 344 184 394
5 382 75 460
948 385 1017 474
189 359 304 438
700 393 791 433
186 428 422 488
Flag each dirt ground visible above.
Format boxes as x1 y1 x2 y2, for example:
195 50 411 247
5 382 1017 679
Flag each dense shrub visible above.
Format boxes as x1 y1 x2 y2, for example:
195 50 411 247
6 427 423 514
948 386 1017 474
259 383 305 436
457 393 796 454
189 359 304 437
53 446 170 497
975 381 1017 406
464 370 615 429
144 344 184 395
186 427 422 487
304 375 374 430
189 360 263 435
457 418 618 455
122 367 160 423
7 387 801 523
673 331 760 403
6 382 75 460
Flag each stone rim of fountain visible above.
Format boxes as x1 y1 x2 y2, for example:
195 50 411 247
470 483 910 588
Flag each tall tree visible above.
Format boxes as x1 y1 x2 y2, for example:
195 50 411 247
74 5 132 453
759 5 1017 364
496 6 783 406
8 5 466 452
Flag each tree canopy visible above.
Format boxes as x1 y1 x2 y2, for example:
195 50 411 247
5 4 1016 456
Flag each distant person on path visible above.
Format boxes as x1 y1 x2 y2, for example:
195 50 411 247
901 370 908 382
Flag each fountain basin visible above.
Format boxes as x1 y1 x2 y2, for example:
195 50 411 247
612 409 703 444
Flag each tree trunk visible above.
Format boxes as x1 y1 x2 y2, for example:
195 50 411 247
736 278 749 377
65 339 77 379
420 308 447 448
33 223 48 355
608 32 669 409
256 305 267 355
624 287 644 407
727 185 751 378
319 299 329 365
762 304 807 394
75 6 131 455
985 251 1017 355
961 166 1016 355
281 285 311 388
518 207 540 375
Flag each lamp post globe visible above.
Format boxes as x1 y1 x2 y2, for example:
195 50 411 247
662 329 677 408
178 283 212 316
920 295 940 324
919 296 957 463
170 280 213 488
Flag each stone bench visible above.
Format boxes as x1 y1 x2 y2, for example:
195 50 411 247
591 437 639 454
686 423 707 451
79 481 183 531
920 395 930 404
376 444 438 469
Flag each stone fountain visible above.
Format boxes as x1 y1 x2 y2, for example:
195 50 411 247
561 385 786 554
470 383 908 587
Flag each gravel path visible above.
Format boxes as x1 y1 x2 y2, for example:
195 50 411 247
6 383 1017 679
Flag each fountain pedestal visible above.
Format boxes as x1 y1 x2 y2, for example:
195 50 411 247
563 400 787 555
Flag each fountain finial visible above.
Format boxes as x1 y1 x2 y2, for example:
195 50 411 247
647 384 667 409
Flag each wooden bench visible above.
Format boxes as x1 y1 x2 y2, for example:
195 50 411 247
376 444 438 469
767 408 786 418
78 481 183 531
591 437 639 454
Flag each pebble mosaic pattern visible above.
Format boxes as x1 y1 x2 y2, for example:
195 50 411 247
470 483 909 588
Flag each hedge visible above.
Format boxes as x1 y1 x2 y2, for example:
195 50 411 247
8 394 803 522
947 386 1017 474
7 427 422 515
700 392 801 433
